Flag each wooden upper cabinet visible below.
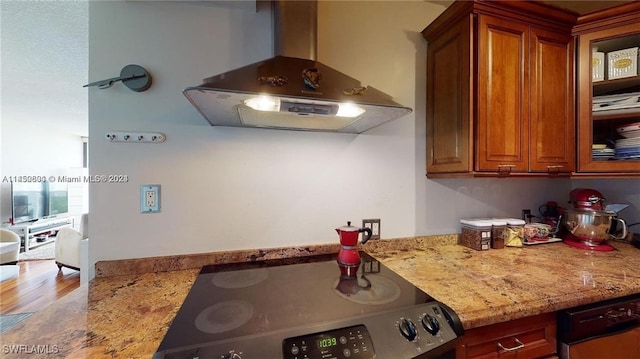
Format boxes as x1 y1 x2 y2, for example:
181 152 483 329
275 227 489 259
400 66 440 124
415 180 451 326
573 3 640 176
425 14 472 174
423 0 576 177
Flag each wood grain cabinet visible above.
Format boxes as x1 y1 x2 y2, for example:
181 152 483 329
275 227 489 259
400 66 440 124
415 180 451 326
422 1 576 177
573 3 640 176
456 312 557 359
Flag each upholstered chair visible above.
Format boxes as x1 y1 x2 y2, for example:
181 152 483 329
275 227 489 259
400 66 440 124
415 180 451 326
0 228 21 265
55 214 88 271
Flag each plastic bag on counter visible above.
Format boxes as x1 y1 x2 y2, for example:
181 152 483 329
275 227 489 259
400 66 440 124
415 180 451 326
505 219 525 247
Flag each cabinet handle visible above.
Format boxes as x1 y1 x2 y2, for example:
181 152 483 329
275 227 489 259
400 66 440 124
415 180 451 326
497 164 515 174
497 338 524 352
546 165 563 173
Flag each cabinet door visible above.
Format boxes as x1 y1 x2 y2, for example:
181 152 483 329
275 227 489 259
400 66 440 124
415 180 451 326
576 23 640 174
529 27 575 173
477 15 529 173
426 16 472 174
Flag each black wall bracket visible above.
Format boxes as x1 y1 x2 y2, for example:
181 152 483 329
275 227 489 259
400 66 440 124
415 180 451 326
83 64 152 92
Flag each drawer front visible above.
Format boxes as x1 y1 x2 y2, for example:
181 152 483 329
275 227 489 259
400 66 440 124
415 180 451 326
457 313 556 359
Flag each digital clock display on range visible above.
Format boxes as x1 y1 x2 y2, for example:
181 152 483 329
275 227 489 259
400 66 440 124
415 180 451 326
317 337 337 348
283 325 374 359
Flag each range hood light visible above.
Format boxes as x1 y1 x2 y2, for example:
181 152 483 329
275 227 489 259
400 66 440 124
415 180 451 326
183 1 413 133
244 95 281 112
336 103 365 118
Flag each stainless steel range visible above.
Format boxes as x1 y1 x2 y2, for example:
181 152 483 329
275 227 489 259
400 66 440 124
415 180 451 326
153 252 463 359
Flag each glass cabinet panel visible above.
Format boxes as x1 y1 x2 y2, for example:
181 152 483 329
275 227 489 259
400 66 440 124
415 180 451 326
577 24 640 174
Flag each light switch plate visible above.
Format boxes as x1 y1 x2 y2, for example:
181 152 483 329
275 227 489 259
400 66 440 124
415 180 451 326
141 185 160 213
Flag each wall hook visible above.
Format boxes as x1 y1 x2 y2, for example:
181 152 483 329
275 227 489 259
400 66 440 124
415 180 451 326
83 64 152 92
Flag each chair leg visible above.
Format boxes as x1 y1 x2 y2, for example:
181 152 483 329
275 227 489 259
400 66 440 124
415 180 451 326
56 262 63 271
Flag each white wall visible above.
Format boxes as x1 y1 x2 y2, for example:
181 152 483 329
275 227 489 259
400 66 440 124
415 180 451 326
88 1 639 274
87 0 574 270
0 0 634 276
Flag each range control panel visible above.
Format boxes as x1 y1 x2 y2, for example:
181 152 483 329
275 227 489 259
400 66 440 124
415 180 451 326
283 325 374 359
280 303 459 359
159 303 460 359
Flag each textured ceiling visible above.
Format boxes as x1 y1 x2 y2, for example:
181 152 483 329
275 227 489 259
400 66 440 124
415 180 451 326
1 1 88 137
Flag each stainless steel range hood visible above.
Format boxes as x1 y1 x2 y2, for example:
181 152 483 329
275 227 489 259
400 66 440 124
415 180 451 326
183 1 412 133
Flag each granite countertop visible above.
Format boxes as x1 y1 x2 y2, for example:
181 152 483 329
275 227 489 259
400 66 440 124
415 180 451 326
365 238 640 330
1 269 199 358
3 237 640 357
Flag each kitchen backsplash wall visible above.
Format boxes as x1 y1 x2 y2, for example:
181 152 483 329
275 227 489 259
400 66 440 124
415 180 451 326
87 1 635 278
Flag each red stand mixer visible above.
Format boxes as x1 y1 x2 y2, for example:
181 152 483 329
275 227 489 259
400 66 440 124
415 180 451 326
335 221 372 276
562 188 628 251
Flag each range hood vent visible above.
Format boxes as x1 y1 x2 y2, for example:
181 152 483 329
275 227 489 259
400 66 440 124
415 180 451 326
183 1 412 134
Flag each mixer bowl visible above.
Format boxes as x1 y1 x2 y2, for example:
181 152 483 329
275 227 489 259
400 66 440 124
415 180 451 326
563 209 627 244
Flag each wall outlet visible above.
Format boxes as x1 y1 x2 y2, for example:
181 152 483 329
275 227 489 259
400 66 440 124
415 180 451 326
146 190 156 207
362 219 381 240
141 185 160 213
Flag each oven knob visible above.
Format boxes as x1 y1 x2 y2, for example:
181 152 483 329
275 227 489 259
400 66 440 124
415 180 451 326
422 314 440 335
399 318 417 341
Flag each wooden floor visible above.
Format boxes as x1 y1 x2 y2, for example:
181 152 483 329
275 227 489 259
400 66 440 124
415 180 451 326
0 260 80 315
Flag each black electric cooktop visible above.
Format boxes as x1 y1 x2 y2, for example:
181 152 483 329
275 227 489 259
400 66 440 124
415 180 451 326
154 252 462 359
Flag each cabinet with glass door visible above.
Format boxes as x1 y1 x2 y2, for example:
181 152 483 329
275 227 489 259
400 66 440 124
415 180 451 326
574 3 640 176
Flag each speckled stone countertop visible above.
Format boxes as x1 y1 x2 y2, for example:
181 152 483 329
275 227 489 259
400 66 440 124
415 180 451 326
1 269 199 358
365 238 640 330
2 236 640 358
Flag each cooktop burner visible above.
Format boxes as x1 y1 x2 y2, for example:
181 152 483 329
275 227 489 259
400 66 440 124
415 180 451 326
194 300 254 334
333 275 401 305
154 252 463 359
210 267 270 289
